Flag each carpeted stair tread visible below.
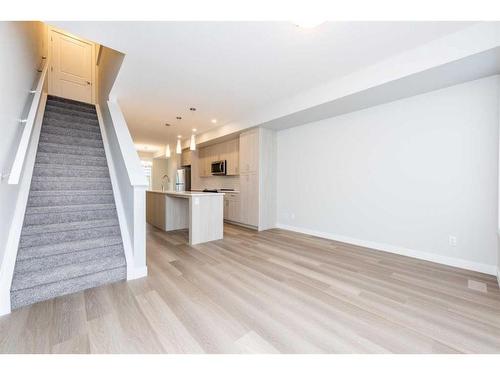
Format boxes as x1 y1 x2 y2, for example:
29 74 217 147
19 224 121 248
11 266 126 309
26 203 115 215
41 124 102 140
14 244 125 274
43 117 100 134
23 207 118 226
44 110 99 126
39 132 104 148
37 142 105 157
11 254 126 291
17 235 123 260
47 95 95 109
32 164 110 178
36 152 108 167
30 176 112 191
21 218 119 236
28 189 114 197
45 103 98 119
46 99 97 114
27 190 114 208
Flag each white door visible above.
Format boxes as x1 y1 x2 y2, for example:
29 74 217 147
49 30 94 104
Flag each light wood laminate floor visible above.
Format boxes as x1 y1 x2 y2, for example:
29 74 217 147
1 224 500 353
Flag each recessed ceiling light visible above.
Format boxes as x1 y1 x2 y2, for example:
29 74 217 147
177 135 182 138
192 128 197 132
211 119 217 124
176 116 182 120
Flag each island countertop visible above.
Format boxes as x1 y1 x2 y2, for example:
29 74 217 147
146 190 224 245
147 190 223 197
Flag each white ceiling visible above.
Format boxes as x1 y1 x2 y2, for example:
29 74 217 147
51 21 475 149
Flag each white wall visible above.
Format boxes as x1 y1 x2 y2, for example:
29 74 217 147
277 76 499 274
0 22 43 271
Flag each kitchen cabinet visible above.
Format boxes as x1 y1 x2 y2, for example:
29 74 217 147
223 192 241 223
238 129 260 227
181 149 192 166
196 128 275 230
239 173 258 227
224 138 239 175
205 145 216 176
198 147 211 177
239 129 258 174
198 137 239 177
146 191 166 230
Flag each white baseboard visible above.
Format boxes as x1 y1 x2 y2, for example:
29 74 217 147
276 223 497 276
127 266 148 280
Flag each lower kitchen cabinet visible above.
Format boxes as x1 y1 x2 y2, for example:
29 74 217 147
146 191 166 230
223 192 241 223
239 173 258 227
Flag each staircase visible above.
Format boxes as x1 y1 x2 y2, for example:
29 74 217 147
10 95 127 310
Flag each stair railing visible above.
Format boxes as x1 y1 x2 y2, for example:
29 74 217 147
4 57 48 185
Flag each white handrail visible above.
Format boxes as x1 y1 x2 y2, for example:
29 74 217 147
7 62 48 185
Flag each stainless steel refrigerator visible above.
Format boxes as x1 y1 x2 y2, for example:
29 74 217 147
175 166 191 191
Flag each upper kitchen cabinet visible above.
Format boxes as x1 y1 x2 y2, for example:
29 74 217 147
239 129 258 174
224 138 239 175
181 149 192 166
198 137 239 177
198 146 212 177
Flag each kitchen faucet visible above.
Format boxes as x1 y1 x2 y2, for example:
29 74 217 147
161 174 170 192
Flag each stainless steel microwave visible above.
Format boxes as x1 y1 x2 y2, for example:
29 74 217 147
211 160 226 175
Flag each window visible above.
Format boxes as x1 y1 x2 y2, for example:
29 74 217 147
141 160 152 190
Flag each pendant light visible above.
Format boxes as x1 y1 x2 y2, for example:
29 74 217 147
176 136 182 154
190 129 197 151
165 144 171 158
174 116 182 155
188 107 197 151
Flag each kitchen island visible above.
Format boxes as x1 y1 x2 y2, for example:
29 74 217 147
146 190 224 245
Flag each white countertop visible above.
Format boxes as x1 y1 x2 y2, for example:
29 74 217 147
147 190 223 197
191 189 240 194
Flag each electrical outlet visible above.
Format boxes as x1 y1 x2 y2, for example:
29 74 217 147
449 235 457 247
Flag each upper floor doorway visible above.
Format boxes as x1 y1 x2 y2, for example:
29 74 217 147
48 27 96 104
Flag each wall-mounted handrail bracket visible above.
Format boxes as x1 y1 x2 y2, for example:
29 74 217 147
8 60 48 185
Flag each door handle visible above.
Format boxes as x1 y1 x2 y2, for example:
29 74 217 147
86 81 91 85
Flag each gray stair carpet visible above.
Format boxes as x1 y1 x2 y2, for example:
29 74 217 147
11 95 127 310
